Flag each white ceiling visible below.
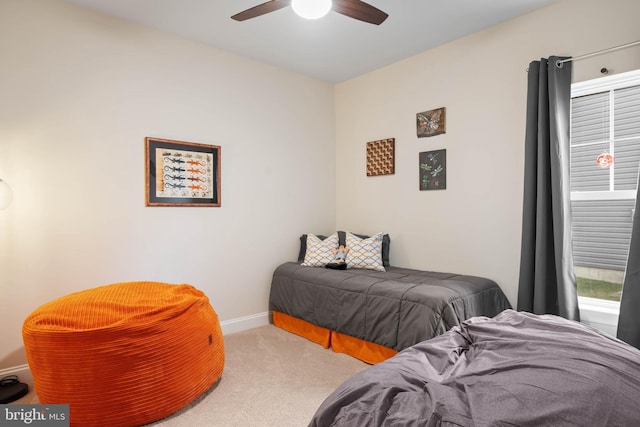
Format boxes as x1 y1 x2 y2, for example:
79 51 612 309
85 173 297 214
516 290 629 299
62 0 557 83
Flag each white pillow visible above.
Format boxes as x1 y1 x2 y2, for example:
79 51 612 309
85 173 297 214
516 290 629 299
302 233 339 267
345 232 385 271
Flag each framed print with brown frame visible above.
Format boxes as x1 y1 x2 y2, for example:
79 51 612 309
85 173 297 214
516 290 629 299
145 137 221 207
417 107 446 138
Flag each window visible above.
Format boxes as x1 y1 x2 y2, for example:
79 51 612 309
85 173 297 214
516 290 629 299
570 70 640 306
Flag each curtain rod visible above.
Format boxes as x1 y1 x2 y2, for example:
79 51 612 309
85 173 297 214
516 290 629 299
556 40 640 67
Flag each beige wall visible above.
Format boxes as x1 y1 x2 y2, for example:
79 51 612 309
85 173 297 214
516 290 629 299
335 0 640 306
0 0 336 368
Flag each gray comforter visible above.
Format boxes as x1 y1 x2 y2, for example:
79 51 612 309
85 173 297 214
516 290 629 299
269 262 511 352
310 309 640 427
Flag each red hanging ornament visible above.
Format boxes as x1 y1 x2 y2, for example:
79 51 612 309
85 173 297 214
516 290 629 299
596 152 614 168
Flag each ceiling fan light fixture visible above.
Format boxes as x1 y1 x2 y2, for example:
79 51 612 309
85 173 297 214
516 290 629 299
291 0 332 20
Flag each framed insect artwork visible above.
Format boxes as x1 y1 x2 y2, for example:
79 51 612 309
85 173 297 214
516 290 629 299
145 137 221 207
417 107 446 138
419 149 446 191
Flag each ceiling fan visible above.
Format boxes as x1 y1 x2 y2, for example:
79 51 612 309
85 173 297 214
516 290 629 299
231 0 388 25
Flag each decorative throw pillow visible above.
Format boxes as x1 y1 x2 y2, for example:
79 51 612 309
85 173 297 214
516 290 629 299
301 233 339 267
297 234 328 262
345 232 385 271
338 231 391 267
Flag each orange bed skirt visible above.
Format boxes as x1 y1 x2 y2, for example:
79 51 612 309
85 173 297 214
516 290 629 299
272 311 397 364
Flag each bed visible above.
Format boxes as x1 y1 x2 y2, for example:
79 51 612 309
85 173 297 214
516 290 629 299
309 309 640 426
269 232 512 363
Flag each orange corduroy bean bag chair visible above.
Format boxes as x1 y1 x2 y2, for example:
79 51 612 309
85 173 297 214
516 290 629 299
22 281 224 427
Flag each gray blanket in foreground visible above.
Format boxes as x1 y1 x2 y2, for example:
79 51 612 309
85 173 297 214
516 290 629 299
269 262 511 351
310 309 640 427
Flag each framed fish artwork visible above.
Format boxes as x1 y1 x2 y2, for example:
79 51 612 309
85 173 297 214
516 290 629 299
417 107 446 138
419 149 446 191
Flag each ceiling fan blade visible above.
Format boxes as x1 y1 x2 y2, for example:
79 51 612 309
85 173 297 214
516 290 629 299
332 0 388 25
231 0 290 22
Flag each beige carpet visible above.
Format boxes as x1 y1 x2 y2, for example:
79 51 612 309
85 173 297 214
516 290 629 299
11 325 368 426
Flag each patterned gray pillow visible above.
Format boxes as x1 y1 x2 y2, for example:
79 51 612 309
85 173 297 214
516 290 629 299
345 232 385 271
301 233 339 267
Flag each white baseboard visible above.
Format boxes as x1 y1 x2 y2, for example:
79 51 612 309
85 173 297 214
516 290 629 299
220 311 271 335
0 364 29 377
1 313 272 375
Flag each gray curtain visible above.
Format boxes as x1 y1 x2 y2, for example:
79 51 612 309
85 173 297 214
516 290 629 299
617 177 640 348
517 56 580 321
